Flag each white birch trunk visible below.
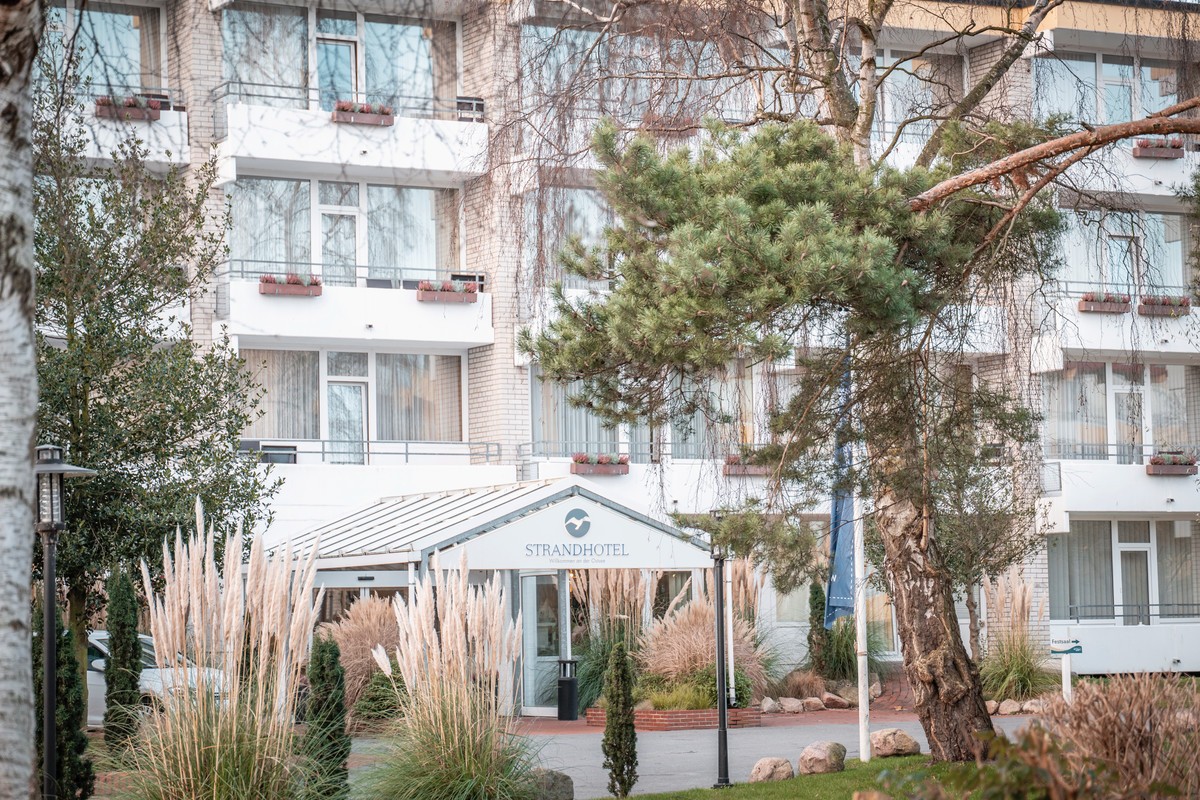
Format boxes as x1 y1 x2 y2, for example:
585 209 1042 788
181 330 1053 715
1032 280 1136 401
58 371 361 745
0 2 45 797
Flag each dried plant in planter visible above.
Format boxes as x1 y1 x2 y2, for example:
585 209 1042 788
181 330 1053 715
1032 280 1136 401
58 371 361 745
321 595 401 712
980 568 1056 700
127 500 323 800
637 599 770 697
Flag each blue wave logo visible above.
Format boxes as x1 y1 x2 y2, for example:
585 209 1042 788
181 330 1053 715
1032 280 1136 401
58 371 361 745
564 508 591 538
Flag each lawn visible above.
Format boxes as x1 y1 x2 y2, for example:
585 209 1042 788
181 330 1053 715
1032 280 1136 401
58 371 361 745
636 756 951 799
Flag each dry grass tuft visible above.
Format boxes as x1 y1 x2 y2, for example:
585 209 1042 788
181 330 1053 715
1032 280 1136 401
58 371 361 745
572 568 658 647
780 669 826 699
637 599 769 696
321 596 400 711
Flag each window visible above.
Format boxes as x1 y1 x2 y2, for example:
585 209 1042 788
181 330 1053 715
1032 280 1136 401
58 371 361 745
524 187 611 290
670 364 752 459
530 367 619 457
1033 52 1181 125
653 571 692 618
376 354 462 441
876 51 937 141
229 177 454 284
39 1 164 95
223 4 453 115
244 349 320 440
1058 209 1191 294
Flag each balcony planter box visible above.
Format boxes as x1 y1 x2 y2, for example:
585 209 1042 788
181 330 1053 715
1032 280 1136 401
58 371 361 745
95 103 160 122
585 706 761 731
723 464 771 476
570 462 629 476
1077 300 1130 314
1132 146 1184 159
1138 303 1191 317
416 290 477 303
1146 464 1198 476
331 109 394 127
259 283 322 297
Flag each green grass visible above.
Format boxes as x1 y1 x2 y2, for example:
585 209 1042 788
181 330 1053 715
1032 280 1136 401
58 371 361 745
635 756 950 799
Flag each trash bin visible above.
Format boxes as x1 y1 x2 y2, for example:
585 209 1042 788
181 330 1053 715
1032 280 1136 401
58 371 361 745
557 658 579 721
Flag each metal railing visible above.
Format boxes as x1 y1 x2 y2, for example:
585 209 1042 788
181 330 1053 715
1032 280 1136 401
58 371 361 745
210 81 483 135
519 440 783 465
1043 442 1200 464
1046 279 1194 301
38 80 187 110
239 438 500 466
1068 603 1200 624
220 260 485 291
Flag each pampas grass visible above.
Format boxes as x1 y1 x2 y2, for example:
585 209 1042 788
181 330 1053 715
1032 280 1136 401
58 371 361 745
637 599 770 696
121 499 323 800
321 595 400 712
980 568 1056 701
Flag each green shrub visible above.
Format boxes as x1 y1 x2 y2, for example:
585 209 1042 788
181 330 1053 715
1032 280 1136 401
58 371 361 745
806 583 831 676
979 633 1057 701
576 632 627 714
300 635 350 800
352 664 406 723
602 641 638 798
688 666 753 709
645 684 711 710
34 601 94 800
820 616 886 682
104 569 143 753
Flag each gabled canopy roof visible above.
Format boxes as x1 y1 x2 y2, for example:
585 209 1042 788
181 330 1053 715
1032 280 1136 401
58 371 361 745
288 477 713 571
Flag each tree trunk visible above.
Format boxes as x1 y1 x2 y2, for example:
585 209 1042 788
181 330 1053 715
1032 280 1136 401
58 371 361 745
964 586 982 663
0 2 45 796
876 488 994 761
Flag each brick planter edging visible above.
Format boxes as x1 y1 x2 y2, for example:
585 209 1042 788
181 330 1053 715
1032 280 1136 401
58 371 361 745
1138 303 1191 317
1146 464 1198 476
416 290 478 303
570 463 630 476
259 283 322 297
1077 300 1130 314
585 706 762 731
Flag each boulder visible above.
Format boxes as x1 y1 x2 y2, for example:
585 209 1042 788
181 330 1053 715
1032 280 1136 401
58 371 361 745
869 681 882 700
822 691 850 710
802 696 826 712
749 757 794 783
871 728 921 757
797 741 847 774
833 685 859 708
986 700 999 716
779 697 805 714
531 768 574 800
1022 699 1046 715
761 697 781 714
998 699 1022 715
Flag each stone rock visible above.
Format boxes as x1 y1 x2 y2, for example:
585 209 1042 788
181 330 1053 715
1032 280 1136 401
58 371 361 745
634 699 654 712
822 691 850 710
532 768 574 800
871 728 921 757
797 741 847 775
761 697 781 714
802 696 826 712
779 697 805 714
834 685 859 707
869 681 882 700
1022 699 1046 715
998 699 1023 715
986 700 999 716
749 757 794 783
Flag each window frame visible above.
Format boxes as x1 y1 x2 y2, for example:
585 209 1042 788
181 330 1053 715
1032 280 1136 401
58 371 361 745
44 0 170 92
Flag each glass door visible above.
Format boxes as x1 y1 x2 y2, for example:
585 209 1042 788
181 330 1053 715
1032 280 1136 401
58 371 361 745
520 574 560 714
327 382 366 464
1116 521 1154 625
321 213 357 285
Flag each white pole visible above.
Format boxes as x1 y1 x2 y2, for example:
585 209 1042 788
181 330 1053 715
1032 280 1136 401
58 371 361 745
725 564 736 706
1061 653 1072 702
854 499 871 762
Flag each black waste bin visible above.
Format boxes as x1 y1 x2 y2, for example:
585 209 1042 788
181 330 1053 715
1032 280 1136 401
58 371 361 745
557 658 579 721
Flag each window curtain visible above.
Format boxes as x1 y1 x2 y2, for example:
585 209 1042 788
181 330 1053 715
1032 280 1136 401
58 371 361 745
1043 362 1107 459
364 16 434 111
1033 53 1098 122
1057 521 1115 619
78 2 161 93
367 186 436 279
243 349 319 439
528 188 610 290
878 52 935 141
530 368 617 457
1157 522 1199 618
222 3 308 107
1141 213 1188 291
670 375 738 459
1057 211 1103 287
376 354 461 441
229 178 311 269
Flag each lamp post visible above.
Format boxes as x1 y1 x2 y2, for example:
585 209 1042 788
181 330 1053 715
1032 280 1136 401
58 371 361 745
34 444 95 800
708 509 730 789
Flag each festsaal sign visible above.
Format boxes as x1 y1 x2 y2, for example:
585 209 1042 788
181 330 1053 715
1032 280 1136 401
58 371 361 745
443 495 713 570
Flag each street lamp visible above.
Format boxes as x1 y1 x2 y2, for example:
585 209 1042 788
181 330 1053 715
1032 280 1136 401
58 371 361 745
708 509 731 789
34 444 94 800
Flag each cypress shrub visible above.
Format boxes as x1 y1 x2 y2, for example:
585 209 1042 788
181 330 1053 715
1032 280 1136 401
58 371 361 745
33 601 95 800
807 582 831 676
301 635 351 800
601 641 637 798
103 569 143 751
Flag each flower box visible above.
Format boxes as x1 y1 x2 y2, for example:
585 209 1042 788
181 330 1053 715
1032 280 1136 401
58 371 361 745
723 464 771 476
95 102 160 122
1138 303 1191 318
585 706 762 731
570 462 629 476
331 109 394 127
1131 146 1184 160
416 289 477 303
259 282 322 297
1146 464 1198 476
1077 300 1130 314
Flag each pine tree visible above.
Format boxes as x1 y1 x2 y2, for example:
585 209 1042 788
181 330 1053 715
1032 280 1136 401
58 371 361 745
103 569 142 751
33 601 94 800
601 641 637 798
301 635 351 800
807 583 831 677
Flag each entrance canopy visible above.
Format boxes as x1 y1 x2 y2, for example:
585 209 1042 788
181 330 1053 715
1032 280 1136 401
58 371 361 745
289 477 714 572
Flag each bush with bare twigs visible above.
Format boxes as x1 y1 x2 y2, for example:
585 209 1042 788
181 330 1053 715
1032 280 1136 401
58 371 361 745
321 595 401 712
637 599 770 697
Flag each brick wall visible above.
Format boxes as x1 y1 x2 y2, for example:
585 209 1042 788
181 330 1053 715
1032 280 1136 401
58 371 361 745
584 706 762 731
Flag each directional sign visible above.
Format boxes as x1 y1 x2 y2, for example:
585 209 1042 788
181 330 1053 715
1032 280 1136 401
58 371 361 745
1050 637 1082 656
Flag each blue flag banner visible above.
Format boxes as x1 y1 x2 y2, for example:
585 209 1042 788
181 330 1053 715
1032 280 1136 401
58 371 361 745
824 482 855 628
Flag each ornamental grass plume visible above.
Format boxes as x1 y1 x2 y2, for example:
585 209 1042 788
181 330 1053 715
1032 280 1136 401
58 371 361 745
637 598 770 696
321 595 400 711
980 568 1057 701
121 499 324 800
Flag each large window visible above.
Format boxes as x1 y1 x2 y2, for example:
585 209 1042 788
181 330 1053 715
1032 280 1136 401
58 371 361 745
39 1 164 95
530 367 619 457
1033 52 1180 125
228 177 453 283
523 187 610 290
1044 361 1200 462
1049 519 1200 622
223 3 454 114
1058 209 1191 294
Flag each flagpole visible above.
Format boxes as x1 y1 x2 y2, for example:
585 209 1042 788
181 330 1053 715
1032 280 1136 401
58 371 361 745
854 497 870 762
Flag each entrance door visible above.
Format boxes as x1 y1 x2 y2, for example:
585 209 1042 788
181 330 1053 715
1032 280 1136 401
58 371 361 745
1116 521 1154 625
520 574 560 715
1114 391 1144 465
328 382 366 464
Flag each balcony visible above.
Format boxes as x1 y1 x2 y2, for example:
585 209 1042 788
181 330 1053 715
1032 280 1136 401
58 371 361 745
1044 442 1200 516
60 84 188 169
1040 281 1199 360
240 438 500 467
215 261 494 349
211 83 488 183
1049 613 1200 673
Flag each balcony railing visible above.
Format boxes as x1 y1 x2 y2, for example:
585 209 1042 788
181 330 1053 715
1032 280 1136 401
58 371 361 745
1043 441 1200 464
1046 279 1192 301
221 260 485 291
520 440 783 465
239 438 500 466
1066 603 1200 625
37 81 187 111
210 81 484 135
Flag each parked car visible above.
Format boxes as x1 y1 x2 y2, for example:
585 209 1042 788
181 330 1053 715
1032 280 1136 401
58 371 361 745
85 630 223 728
